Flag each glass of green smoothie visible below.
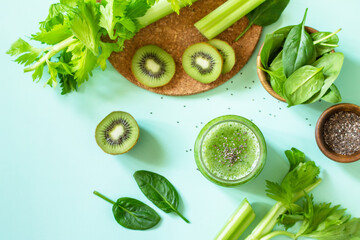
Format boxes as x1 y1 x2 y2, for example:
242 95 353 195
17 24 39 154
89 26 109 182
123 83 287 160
194 115 267 187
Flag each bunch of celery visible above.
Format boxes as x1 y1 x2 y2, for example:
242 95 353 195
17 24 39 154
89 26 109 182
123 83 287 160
7 0 196 94
217 148 360 240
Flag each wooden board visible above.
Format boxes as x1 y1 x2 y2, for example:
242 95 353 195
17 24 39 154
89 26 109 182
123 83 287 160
108 0 262 96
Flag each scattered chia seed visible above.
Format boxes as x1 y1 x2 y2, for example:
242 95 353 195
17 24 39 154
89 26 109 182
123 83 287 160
213 131 248 167
323 111 360 155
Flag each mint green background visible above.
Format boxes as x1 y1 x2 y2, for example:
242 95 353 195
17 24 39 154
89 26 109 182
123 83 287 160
1 0 359 239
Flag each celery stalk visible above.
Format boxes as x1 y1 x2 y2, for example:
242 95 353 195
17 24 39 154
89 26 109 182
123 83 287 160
215 199 256 240
244 179 322 240
194 0 265 40
138 0 198 27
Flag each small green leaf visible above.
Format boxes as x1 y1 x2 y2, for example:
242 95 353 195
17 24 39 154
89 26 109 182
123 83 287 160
283 9 316 77
113 197 161 230
283 65 325 106
7 38 43 66
70 0 100 55
134 170 190 223
321 84 342 103
260 33 285 68
32 24 72 45
305 52 344 104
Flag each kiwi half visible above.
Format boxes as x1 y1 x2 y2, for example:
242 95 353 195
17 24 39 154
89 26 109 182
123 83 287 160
208 39 236 74
131 45 175 88
182 42 223 84
95 111 139 155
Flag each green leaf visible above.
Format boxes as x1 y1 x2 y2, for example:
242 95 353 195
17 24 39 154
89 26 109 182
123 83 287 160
32 24 72 45
260 33 285 68
113 197 161 230
71 45 98 86
283 65 325 107
273 25 294 37
283 9 316 77
128 0 152 19
285 147 305 171
305 52 344 104
321 84 342 103
98 41 122 70
99 0 129 39
248 0 289 26
39 3 74 31
312 30 340 57
134 170 189 223
266 149 320 208
70 0 100 55
7 38 43 66
236 0 289 40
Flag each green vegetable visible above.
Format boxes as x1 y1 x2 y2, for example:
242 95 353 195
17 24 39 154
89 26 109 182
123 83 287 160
321 84 342 103
283 65 325 106
93 191 160 230
7 0 196 94
260 33 285 68
305 52 344 103
234 148 360 240
194 0 265 40
215 199 256 240
261 66 286 98
260 194 360 240
244 148 322 240
283 9 315 77
133 170 189 223
235 0 290 41
312 29 341 57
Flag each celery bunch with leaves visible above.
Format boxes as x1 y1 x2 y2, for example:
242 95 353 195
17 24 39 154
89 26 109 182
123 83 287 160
7 0 195 94
241 148 360 240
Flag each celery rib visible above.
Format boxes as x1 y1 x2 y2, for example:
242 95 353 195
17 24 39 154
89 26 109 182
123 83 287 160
194 0 265 40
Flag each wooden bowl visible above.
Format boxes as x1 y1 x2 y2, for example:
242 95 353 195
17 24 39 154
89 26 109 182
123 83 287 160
315 103 360 163
257 27 318 102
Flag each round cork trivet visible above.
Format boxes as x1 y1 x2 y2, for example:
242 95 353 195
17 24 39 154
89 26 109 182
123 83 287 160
108 0 262 96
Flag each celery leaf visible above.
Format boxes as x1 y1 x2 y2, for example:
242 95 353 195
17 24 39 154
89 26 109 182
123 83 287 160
70 0 100 55
32 24 72 45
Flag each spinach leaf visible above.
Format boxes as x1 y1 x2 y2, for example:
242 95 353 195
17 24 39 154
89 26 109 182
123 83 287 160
260 33 285 68
260 66 286 98
283 9 316 77
305 52 344 103
274 25 294 37
235 0 289 41
311 29 341 57
134 170 189 223
93 191 160 230
321 84 342 103
261 51 287 97
283 65 325 106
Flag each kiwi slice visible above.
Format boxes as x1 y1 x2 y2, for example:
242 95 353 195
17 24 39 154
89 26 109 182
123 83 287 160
182 42 223 84
95 111 140 155
208 39 236 74
131 45 175 88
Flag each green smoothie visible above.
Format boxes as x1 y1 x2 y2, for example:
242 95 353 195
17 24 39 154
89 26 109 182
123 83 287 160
194 115 266 186
201 122 260 180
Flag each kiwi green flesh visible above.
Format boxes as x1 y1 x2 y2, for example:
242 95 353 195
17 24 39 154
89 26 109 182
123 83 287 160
208 39 236 74
132 45 175 88
95 111 139 155
182 42 223 84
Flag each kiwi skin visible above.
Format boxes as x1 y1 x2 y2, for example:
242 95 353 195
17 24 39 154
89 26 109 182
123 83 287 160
95 111 140 155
